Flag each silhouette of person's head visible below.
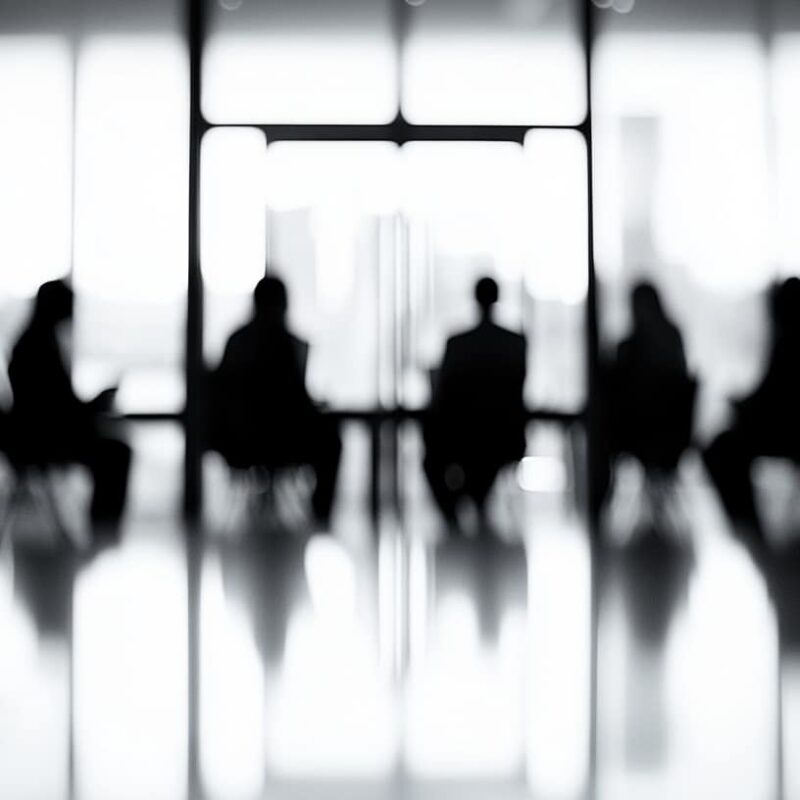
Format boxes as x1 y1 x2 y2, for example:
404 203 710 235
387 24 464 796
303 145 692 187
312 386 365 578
475 276 499 321
630 281 666 332
254 276 288 324
33 280 73 328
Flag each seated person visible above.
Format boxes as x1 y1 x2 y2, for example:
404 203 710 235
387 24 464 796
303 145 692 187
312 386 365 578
207 276 341 526
704 277 800 541
423 277 527 526
8 280 131 531
597 281 694 521
609 282 692 470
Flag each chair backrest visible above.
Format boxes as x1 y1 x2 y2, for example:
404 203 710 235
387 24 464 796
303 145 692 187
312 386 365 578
615 372 699 472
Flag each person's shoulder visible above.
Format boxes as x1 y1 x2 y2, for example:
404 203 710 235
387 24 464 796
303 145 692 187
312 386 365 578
489 323 526 347
287 330 309 350
220 322 256 360
9 325 39 360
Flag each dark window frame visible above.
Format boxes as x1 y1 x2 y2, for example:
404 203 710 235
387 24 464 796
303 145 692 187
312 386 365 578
181 0 599 520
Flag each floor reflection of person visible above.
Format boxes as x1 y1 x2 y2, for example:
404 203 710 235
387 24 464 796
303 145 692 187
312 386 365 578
603 531 694 769
423 277 527 528
8 280 131 534
704 278 800 543
208 276 341 527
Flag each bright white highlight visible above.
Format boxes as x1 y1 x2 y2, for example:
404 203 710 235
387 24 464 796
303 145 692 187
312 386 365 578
265 142 397 311
0 37 71 297
203 36 397 123
403 142 525 270
526 526 591 798
73 545 188 800
524 131 589 304
595 35 772 294
73 37 188 302
774 35 800 274
403 34 585 124
516 455 568 493
404 593 526 778
264 537 395 777
200 554 266 798
202 128 267 294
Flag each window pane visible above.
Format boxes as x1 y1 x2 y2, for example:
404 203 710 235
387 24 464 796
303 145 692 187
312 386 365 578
265 142 398 410
72 36 188 414
0 36 72 370
402 0 585 125
202 128 268 365
203 140 397 410
594 33 774 434
402 141 586 411
203 0 397 123
523 130 588 411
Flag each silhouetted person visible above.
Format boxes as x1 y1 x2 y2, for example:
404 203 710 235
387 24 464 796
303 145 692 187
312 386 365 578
8 280 131 530
601 282 694 518
423 277 527 526
704 277 800 541
208 276 341 526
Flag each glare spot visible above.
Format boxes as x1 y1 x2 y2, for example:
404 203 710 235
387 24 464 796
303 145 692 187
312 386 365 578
516 456 568 493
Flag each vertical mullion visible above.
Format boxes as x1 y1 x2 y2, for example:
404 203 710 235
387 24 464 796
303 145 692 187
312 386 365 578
184 0 205 521
582 0 599 535
581 5 600 800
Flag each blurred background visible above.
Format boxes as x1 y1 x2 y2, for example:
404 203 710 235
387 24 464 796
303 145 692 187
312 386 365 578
1 0 799 798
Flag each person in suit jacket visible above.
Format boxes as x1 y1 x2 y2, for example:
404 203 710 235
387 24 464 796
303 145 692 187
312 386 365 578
423 277 527 526
208 276 341 526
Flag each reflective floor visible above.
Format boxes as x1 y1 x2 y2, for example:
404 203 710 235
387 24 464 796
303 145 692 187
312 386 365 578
1 424 798 799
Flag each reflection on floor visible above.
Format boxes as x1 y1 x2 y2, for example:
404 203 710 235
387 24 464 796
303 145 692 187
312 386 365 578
0 425 797 799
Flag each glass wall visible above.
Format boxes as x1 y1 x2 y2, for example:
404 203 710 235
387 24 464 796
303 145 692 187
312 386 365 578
402 0 585 124
593 0 800 438
0 0 188 416
203 0 397 124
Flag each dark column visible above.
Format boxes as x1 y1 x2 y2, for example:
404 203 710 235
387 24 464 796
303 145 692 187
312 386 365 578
184 0 206 521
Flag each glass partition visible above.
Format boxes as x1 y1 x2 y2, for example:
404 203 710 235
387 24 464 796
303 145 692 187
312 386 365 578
402 0 586 124
0 35 72 396
72 35 188 414
203 0 397 123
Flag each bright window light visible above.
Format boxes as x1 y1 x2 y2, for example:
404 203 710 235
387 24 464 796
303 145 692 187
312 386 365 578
0 36 71 297
774 34 800 273
203 35 397 124
402 142 526 272
596 35 772 294
524 131 589 304
403 33 585 125
201 128 267 294
73 36 188 302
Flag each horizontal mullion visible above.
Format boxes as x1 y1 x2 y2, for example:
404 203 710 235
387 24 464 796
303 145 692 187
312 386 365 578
123 407 583 425
203 120 585 144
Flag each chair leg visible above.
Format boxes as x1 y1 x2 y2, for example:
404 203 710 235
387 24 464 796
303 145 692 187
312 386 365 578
39 472 70 543
0 480 24 544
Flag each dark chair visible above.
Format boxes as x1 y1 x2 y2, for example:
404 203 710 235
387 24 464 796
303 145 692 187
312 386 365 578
204 369 312 530
610 374 699 530
0 409 68 544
